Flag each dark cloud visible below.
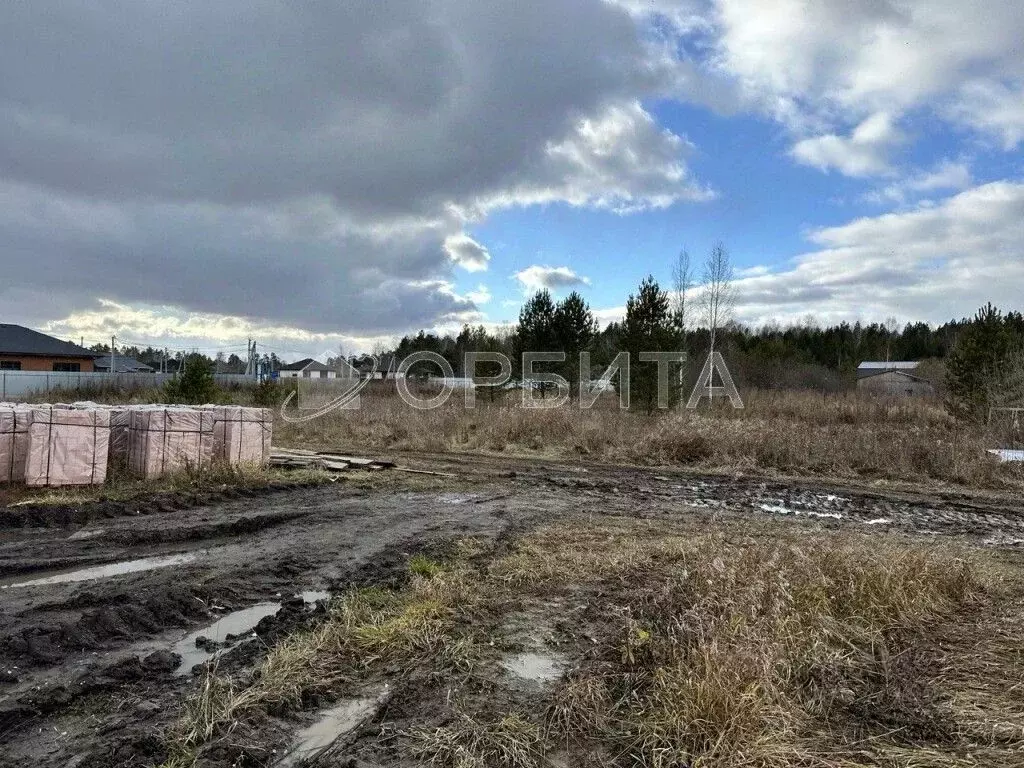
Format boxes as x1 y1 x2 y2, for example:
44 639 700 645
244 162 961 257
0 1 702 336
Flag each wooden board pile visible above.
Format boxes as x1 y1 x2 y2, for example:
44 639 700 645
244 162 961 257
0 402 273 487
270 447 395 473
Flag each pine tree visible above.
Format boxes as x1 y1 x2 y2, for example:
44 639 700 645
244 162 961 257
945 303 1023 422
164 353 217 404
515 289 558 386
553 291 596 396
623 276 683 412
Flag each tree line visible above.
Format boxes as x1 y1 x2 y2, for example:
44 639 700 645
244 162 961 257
388 243 1024 416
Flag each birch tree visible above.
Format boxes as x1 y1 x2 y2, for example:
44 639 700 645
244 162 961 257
700 242 736 396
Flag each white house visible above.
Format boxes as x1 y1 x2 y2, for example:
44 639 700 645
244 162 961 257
278 358 338 379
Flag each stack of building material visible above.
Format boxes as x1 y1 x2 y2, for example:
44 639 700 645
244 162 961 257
23 407 111 487
107 407 132 465
0 405 32 483
127 407 216 479
208 406 273 466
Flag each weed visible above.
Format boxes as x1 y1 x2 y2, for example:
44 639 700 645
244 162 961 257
409 554 444 579
410 712 543 768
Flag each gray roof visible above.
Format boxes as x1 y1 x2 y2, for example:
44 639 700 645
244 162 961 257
279 357 330 372
92 354 155 373
857 361 919 370
856 361 920 379
0 324 97 358
858 369 930 383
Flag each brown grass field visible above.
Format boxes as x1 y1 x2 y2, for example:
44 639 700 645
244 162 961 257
276 384 1024 491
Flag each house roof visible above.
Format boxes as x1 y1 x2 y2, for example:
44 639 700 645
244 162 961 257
92 354 155 373
0 324 97 359
856 361 920 378
858 369 931 384
857 361 919 370
279 358 330 372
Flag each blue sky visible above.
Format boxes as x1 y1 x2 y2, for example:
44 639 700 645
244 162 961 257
2 1 1023 359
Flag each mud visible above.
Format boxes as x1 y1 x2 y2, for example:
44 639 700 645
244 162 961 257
1 452 1023 767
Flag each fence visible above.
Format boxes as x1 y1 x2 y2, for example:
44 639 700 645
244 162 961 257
0 371 257 400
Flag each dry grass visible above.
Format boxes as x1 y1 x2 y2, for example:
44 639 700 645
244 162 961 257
163 517 1024 768
0 463 333 507
410 713 543 768
275 387 1024 490
162 561 478 766
502 521 1016 768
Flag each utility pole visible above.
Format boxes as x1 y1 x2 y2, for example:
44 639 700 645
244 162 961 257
110 336 116 377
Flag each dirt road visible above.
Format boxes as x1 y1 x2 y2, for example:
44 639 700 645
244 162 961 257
2 454 1023 767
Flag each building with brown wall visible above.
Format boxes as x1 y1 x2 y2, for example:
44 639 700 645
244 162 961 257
0 324 97 372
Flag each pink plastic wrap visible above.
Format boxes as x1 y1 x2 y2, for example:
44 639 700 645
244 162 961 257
210 406 273 466
128 408 215 479
24 408 111 487
0 407 31 483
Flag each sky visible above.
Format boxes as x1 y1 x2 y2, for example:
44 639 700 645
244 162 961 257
2 0 1023 361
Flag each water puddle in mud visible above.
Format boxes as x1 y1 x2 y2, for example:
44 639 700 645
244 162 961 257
174 591 332 675
0 551 202 589
277 686 389 767
501 651 565 684
759 503 842 520
299 590 331 604
67 528 105 541
173 602 281 675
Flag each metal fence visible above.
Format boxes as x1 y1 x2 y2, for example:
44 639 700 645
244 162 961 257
0 371 257 400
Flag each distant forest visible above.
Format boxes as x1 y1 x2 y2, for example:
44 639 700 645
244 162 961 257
382 287 1024 393
88 283 1024 394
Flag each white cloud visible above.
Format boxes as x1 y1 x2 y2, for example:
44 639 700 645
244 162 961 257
514 265 591 293
790 113 901 177
459 102 714 217
734 181 1024 326
705 0 1024 164
865 160 973 205
443 234 491 272
39 299 400 358
465 284 492 305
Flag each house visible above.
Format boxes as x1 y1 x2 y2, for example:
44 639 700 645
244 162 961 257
856 361 935 397
92 355 155 373
355 353 399 380
278 358 338 379
0 324 97 372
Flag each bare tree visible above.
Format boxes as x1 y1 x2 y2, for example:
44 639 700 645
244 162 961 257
699 243 736 401
671 247 694 342
701 242 736 363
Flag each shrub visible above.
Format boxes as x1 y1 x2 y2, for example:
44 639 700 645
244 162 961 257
163 354 217 404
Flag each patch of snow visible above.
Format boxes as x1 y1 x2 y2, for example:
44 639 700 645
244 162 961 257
759 503 842 520
988 449 1024 463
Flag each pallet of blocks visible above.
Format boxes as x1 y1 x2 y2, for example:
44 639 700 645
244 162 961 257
23 407 111 487
127 407 216 479
205 405 273 466
0 405 31 484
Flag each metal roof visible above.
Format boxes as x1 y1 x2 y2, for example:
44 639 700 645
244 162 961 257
279 358 330 372
92 354 155 373
857 361 920 370
0 324 97 358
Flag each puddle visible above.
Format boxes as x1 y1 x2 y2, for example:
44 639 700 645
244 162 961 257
67 528 105 541
501 651 565 684
759 503 842 520
173 591 332 675
0 552 202 589
437 492 477 505
173 602 281 675
277 686 389 767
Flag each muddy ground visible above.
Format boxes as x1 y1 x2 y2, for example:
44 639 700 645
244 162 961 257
1 453 1023 767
